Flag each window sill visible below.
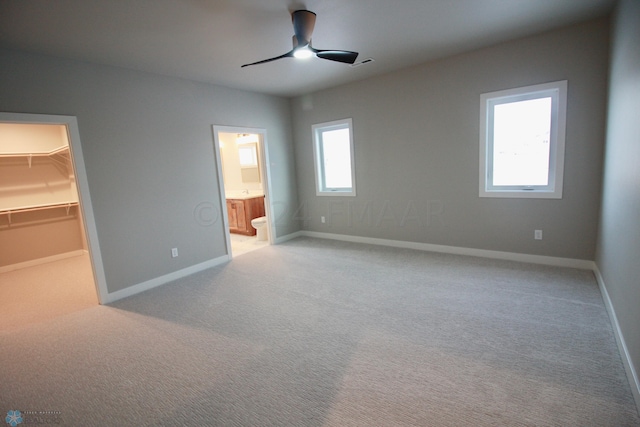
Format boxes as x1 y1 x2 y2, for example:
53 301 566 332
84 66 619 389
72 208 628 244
316 190 356 197
479 189 562 199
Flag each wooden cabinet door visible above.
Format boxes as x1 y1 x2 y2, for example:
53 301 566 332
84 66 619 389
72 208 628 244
227 200 238 230
227 197 263 235
234 200 247 232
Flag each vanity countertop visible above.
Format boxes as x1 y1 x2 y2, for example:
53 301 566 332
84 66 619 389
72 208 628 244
225 192 264 200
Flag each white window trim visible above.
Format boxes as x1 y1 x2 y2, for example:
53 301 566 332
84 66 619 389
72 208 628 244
312 118 356 197
479 80 567 199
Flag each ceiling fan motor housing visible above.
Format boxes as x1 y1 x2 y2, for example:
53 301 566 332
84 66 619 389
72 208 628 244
292 10 317 46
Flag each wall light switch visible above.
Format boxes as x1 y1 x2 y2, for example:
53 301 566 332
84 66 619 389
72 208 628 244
171 248 179 258
321 216 326 223
534 230 543 240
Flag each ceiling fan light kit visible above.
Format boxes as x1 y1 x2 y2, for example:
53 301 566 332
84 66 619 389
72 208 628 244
293 46 313 59
241 10 359 68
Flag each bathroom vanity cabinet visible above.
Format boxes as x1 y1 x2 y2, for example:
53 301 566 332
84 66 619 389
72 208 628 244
226 196 265 236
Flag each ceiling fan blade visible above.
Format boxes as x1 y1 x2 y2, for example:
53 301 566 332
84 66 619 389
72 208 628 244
241 50 294 68
241 10 358 68
292 10 316 46
313 49 359 64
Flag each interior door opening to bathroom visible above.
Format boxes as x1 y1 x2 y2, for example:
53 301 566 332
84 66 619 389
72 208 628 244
0 113 103 331
213 126 273 258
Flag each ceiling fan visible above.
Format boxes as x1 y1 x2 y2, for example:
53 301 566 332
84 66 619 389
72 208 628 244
241 10 359 68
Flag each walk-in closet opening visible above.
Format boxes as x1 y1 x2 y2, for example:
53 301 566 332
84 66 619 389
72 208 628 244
0 115 102 331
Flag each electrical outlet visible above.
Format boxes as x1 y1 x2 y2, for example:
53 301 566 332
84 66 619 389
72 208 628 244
171 248 179 258
321 216 326 224
534 230 543 240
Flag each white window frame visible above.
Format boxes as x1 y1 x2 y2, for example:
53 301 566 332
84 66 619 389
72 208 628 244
312 118 356 197
479 80 567 199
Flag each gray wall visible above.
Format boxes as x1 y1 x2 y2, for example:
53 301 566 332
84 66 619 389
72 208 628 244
0 49 299 293
291 18 609 260
596 0 640 401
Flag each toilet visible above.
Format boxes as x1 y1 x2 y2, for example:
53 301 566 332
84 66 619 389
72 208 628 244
251 216 268 241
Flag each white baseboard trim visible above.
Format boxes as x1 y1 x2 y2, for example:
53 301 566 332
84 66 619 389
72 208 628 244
593 265 640 412
299 231 594 270
0 250 87 274
295 230 638 412
274 230 303 244
103 254 230 304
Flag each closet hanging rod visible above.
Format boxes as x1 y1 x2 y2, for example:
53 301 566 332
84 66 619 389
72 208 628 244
0 151 68 159
0 146 70 166
0 145 69 157
0 201 78 214
0 202 79 225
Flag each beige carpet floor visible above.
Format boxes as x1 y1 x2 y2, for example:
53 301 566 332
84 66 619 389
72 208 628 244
0 253 98 332
1 237 639 426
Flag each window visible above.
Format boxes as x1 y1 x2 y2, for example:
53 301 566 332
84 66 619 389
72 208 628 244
479 80 567 199
238 144 258 167
312 118 356 196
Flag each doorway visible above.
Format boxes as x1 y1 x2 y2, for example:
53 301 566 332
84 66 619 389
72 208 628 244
213 126 274 258
0 113 107 330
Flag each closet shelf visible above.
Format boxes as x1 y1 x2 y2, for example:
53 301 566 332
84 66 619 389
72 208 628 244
0 145 70 168
0 201 79 225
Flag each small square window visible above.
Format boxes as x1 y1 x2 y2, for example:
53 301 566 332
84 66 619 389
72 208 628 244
312 118 356 196
238 144 258 167
479 81 567 199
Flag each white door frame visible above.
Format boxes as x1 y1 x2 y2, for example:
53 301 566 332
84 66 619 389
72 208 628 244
0 112 108 304
212 125 274 257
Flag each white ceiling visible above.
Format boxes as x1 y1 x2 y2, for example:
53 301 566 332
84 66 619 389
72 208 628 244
0 0 615 97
